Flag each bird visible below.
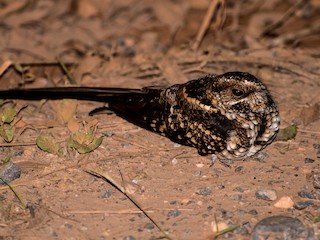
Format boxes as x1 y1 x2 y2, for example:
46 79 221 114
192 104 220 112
0 72 280 160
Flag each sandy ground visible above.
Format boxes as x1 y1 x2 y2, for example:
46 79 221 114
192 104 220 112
0 0 320 239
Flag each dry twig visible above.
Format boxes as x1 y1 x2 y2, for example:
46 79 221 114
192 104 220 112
260 0 306 36
85 168 175 240
268 23 320 47
191 0 225 51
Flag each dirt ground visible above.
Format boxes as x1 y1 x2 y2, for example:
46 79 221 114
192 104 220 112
0 0 320 239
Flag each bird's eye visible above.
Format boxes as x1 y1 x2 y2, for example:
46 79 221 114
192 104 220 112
232 88 244 97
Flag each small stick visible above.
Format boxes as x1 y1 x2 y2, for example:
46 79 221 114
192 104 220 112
85 168 175 240
268 23 320 47
0 177 27 209
191 0 224 50
260 0 306 36
0 60 13 77
57 57 78 85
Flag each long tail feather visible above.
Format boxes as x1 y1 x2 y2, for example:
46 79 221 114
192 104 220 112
0 87 165 132
0 87 147 102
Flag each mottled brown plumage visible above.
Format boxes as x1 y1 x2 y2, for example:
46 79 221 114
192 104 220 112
0 72 280 160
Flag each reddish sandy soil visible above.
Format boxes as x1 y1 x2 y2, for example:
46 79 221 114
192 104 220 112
0 0 320 239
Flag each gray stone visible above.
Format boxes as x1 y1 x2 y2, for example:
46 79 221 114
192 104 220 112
255 189 277 201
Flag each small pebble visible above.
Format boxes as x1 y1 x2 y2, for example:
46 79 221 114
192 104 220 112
144 223 154 230
219 159 234 166
64 223 73 229
294 201 313 210
171 158 178 165
123 236 136 240
192 170 202 176
99 189 113 198
248 209 258 215
185 200 194 206
196 163 204 168
313 144 320 150
229 194 242 201
273 196 294 209
312 173 320 189
216 208 234 219
298 190 320 200
238 209 246 215
123 133 132 139
121 143 132 148
212 168 224 176
0 162 21 185
251 216 315 240
202 213 209 218
173 143 181 148
80 225 88 231
103 133 113 138
24 149 33 156
254 152 269 161
180 198 190 204
235 166 244 173
255 189 277 201
304 158 315 163
233 187 244 193
14 150 23 156
196 187 212 195
44 226 58 237
170 200 177 205
167 209 181 218
315 144 320 158
131 179 139 184
217 184 225 190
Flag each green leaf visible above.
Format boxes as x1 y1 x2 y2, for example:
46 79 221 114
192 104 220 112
313 218 320 223
85 137 103 153
68 131 102 154
0 155 11 165
24 73 35 82
2 108 16 123
275 124 297 141
13 63 29 73
36 134 60 155
0 126 15 142
73 131 94 145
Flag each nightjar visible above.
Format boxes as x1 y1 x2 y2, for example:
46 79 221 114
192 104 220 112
0 72 280 160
